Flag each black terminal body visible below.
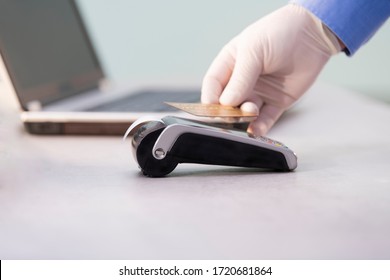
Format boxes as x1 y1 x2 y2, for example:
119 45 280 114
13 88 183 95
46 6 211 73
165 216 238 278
129 116 297 177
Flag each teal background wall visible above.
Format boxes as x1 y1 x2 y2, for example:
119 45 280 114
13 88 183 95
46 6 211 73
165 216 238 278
76 0 390 102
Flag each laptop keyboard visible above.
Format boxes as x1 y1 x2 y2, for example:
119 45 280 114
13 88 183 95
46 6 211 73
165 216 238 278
87 89 200 112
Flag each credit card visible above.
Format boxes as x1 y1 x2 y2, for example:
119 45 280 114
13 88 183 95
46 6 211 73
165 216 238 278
165 102 258 118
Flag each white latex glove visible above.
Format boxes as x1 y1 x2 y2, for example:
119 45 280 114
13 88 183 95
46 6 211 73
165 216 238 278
201 4 341 136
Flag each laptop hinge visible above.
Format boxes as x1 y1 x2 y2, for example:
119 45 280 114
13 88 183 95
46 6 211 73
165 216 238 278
26 100 43 111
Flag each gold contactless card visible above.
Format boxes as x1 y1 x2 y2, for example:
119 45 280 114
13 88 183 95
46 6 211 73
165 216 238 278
165 102 258 118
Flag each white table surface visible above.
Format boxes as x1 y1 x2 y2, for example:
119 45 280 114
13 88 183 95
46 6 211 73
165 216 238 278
1 82 390 259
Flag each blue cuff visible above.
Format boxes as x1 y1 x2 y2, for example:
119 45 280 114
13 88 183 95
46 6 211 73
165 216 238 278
290 0 390 56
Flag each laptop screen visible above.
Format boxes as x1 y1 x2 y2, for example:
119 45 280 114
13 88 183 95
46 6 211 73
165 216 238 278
0 0 104 109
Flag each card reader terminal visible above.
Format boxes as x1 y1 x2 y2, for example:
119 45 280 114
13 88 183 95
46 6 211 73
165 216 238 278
124 116 297 177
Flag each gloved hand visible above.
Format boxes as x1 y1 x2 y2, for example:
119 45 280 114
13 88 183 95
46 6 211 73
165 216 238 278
201 4 341 136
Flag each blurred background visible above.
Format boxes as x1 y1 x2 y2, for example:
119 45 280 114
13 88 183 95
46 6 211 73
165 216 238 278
2 0 390 103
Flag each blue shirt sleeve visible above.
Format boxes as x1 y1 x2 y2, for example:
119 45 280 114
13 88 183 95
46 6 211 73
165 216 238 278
290 0 390 56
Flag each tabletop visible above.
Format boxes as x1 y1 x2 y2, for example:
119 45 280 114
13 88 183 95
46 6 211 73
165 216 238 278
1 81 390 259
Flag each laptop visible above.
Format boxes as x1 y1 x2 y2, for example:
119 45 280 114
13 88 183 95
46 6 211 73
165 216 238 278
0 0 201 135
